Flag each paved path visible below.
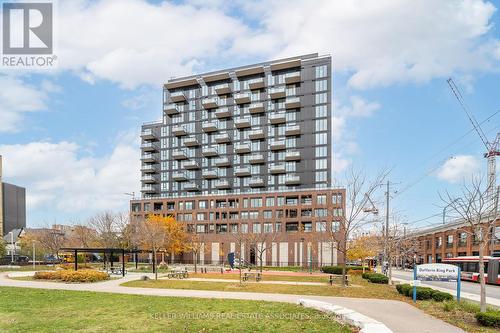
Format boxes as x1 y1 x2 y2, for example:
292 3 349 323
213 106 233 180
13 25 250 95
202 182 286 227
1 272 464 333
392 269 500 307
182 277 326 286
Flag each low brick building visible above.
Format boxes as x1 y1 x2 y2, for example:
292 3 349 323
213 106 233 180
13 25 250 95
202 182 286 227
411 219 500 264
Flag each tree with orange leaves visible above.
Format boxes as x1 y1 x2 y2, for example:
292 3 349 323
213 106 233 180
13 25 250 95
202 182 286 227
135 215 186 280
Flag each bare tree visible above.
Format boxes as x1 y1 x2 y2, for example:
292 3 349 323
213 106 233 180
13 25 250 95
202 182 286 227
88 212 121 248
185 232 206 273
441 177 499 312
329 167 388 287
246 224 279 273
232 226 250 284
23 226 66 258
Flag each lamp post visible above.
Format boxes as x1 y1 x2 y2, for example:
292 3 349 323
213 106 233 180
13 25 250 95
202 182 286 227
300 238 304 269
32 241 36 270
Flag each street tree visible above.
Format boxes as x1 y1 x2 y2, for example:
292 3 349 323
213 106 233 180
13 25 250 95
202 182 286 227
441 177 499 312
347 235 379 272
246 224 279 272
185 232 206 273
329 166 388 287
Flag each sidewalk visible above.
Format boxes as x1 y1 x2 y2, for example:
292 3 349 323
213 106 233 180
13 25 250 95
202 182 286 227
0 272 464 333
182 277 326 286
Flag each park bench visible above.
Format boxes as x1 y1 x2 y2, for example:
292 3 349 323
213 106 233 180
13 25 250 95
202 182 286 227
166 270 189 279
242 272 261 282
329 274 349 286
107 267 126 276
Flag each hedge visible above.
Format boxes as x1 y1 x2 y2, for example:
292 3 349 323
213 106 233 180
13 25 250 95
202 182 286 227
34 270 109 283
321 266 345 274
361 272 388 284
475 311 500 328
396 283 453 302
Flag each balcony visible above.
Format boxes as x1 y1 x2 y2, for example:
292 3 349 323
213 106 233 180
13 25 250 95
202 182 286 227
285 71 301 84
172 171 188 182
269 163 286 174
248 128 265 140
184 182 200 192
270 140 286 151
183 160 199 170
285 97 301 109
201 97 218 109
248 77 265 90
268 86 286 99
172 149 188 160
285 124 301 136
164 103 180 115
268 112 286 125
234 92 251 104
249 177 265 188
170 91 186 103
249 154 264 164
249 102 265 114
141 185 156 193
202 146 219 157
141 142 158 152
285 151 301 161
215 107 231 119
202 122 218 133
214 132 231 144
141 153 156 163
285 174 301 185
141 164 157 173
214 83 231 95
234 143 251 154
215 179 230 189
141 175 157 184
140 129 155 140
183 137 199 147
172 125 187 136
202 170 219 179
214 157 231 167
234 167 251 177
234 117 251 129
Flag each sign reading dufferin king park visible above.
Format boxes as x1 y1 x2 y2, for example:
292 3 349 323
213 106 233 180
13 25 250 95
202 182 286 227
417 263 460 282
411 263 461 303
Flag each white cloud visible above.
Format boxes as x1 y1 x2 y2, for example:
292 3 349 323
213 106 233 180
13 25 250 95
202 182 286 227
56 0 248 88
0 132 141 218
0 76 53 133
437 155 481 183
233 0 499 89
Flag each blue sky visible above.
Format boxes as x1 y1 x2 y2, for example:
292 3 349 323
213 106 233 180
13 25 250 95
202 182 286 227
0 0 499 230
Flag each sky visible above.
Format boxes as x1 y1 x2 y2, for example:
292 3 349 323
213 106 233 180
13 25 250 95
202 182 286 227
0 0 499 229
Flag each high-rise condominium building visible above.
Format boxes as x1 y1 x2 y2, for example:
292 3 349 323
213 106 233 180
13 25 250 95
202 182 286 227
131 53 345 267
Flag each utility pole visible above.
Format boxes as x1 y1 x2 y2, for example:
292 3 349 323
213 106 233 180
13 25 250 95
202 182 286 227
383 181 389 274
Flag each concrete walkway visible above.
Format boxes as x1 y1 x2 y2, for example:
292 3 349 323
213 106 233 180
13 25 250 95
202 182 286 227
0 272 464 333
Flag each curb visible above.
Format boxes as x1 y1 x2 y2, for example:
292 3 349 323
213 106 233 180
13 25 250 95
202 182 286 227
298 299 393 333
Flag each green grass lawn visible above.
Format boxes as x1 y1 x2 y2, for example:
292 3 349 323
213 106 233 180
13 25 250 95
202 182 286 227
123 275 404 300
0 287 351 333
0 265 55 272
189 273 330 283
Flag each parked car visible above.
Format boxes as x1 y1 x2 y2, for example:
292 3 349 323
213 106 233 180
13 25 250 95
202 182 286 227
0 255 29 265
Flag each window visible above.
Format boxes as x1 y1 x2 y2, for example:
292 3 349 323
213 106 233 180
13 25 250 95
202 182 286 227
316 146 327 157
333 208 343 217
316 194 326 205
315 105 327 118
240 223 248 233
435 237 442 247
446 235 453 246
250 198 262 207
197 213 206 221
185 201 194 210
315 79 328 92
196 224 206 233
316 222 327 232
286 222 299 232
253 223 261 233
230 224 238 233
131 203 141 212
263 211 272 219
315 93 328 104
315 65 328 78
332 194 343 205
277 196 285 206
459 232 467 246
331 221 340 232
263 223 273 233
198 200 207 209
315 171 327 182
266 197 275 207
315 133 327 145
275 222 282 232
316 159 327 170
315 208 328 217
302 222 312 232
315 119 328 131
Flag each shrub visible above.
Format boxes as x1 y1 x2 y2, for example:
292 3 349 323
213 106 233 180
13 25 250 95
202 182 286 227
34 270 109 283
476 311 500 328
321 266 345 275
414 287 433 300
442 301 456 312
396 283 411 295
361 272 372 279
367 274 388 284
432 291 453 302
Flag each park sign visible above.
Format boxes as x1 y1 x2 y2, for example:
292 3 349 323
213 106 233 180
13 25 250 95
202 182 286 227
416 263 459 282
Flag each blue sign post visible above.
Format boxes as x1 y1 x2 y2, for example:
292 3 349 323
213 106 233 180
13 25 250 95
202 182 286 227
413 263 461 304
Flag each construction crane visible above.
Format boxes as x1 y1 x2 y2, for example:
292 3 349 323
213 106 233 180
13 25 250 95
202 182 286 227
447 78 500 203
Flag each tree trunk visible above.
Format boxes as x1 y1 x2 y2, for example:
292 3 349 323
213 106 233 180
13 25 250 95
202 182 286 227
479 237 487 312
259 252 263 273
194 251 198 274
154 249 158 281
341 264 347 288
388 257 393 286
